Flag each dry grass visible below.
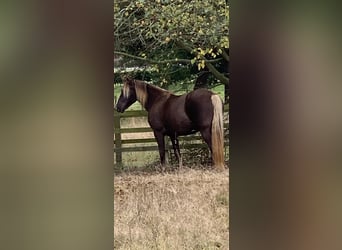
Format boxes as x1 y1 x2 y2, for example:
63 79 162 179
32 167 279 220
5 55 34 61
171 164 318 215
114 168 229 250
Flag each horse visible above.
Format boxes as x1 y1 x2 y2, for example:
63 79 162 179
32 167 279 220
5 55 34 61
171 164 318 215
115 77 225 171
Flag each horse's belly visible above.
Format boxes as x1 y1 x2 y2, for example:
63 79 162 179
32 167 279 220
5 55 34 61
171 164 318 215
176 128 198 136
166 117 197 135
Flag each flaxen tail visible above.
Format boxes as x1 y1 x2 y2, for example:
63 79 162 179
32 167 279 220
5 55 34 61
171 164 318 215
211 94 225 170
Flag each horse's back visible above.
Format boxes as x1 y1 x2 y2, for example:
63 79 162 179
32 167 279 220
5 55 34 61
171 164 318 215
148 88 216 135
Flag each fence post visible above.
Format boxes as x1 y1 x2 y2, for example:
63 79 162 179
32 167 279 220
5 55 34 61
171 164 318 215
114 111 122 166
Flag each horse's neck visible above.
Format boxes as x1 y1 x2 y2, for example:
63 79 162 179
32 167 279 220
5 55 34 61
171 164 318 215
145 84 170 111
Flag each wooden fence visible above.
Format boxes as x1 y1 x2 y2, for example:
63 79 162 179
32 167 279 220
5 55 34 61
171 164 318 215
114 104 229 166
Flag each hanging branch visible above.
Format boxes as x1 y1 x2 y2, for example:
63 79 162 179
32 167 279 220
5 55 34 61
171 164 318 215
114 51 223 65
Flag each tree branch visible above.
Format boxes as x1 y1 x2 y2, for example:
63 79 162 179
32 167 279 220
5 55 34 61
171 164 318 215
175 40 229 84
114 51 222 65
205 61 229 84
174 40 193 53
222 49 229 62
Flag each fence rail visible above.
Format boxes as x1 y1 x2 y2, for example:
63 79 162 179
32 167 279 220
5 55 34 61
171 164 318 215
114 104 228 166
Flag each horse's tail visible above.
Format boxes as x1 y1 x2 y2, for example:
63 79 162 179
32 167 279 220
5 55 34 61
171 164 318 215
211 94 225 170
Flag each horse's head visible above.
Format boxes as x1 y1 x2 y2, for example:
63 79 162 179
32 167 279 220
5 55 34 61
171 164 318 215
115 77 137 113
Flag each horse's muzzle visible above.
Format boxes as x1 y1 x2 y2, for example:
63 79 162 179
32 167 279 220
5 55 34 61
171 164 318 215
115 105 124 113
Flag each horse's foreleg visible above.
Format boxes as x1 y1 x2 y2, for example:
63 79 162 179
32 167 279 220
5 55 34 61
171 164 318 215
154 131 166 166
170 135 182 169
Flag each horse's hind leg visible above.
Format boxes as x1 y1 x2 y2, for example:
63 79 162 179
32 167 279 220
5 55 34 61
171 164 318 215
170 135 182 169
200 126 213 161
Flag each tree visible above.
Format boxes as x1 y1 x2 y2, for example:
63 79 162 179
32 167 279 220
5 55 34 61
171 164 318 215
114 0 229 101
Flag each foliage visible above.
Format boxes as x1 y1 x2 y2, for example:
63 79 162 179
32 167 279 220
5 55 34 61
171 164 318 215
114 0 229 87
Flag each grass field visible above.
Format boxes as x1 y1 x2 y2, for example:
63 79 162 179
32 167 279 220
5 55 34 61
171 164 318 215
114 168 229 250
114 82 229 249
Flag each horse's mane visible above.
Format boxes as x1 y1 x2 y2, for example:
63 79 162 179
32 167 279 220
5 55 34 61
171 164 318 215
134 80 147 107
124 78 170 108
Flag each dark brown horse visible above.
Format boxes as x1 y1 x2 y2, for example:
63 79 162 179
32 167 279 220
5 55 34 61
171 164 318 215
115 77 225 170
